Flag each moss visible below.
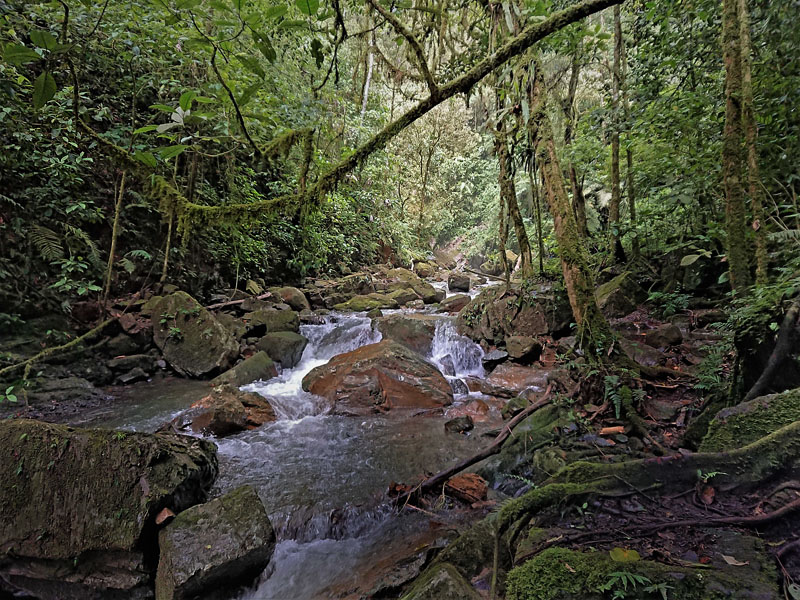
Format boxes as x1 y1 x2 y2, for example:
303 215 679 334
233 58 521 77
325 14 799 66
699 388 800 452
333 294 398 312
433 520 502 579
401 563 481 600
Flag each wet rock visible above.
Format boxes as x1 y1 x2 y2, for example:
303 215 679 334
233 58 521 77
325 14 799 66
333 293 398 312
485 363 552 398
445 415 474 434
107 333 144 356
156 485 275 600
386 268 439 303
375 313 440 355
190 393 247 436
212 351 277 387
445 473 487 503
644 323 683 348
502 397 528 420
387 287 419 306
302 340 453 416
242 309 299 336
107 353 154 372
0 419 217 600
439 294 470 314
25 376 107 407
619 337 663 367
439 354 456 376
696 309 727 328
152 292 239 377
366 308 383 318
255 331 308 368
173 385 277 436
215 312 247 340
270 286 310 312
117 367 149 385
414 262 436 278
447 273 471 292
450 378 469 395
481 349 508 371
505 335 543 362
403 563 482 600
596 272 646 318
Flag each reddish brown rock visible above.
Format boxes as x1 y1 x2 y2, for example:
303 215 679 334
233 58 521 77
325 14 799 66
177 385 277 436
302 340 453 416
445 473 488 504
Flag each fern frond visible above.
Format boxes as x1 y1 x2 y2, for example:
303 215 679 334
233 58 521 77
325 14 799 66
769 229 800 242
63 224 102 263
119 258 136 274
28 225 64 261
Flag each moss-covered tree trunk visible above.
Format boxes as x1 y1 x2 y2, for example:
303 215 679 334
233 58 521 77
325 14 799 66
497 131 534 278
608 5 626 264
531 57 614 356
738 0 767 285
563 51 590 239
722 0 752 292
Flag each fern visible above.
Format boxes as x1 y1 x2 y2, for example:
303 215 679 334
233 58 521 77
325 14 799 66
127 249 152 260
768 229 800 242
63 224 101 263
28 225 65 261
119 257 136 274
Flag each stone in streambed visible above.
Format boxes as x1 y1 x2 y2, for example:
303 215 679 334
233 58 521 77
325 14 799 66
302 340 453 416
212 351 277 387
445 415 474 434
447 273 471 292
242 308 299 336
644 323 683 348
172 385 277 436
439 293 471 314
155 485 275 600
255 331 308 368
375 313 440 355
481 349 508 371
505 335 543 362
333 293 398 312
0 419 217 600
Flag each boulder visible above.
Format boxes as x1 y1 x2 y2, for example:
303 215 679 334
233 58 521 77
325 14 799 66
156 485 275 600
375 313 440 355
482 349 508 371
402 563 482 600
107 353 154 373
445 415 474 434
212 351 278 387
439 294 471 314
171 385 277 436
386 268 439 304
595 272 646 318
333 293 398 312
0 419 217 600
152 292 239 377
445 473 488 503
270 286 310 312
450 378 469 395
387 287 420 306
447 273 471 293
619 337 663 367
302 340 453 416
644 323 683 348
414 262 435 278
255 332 308 368
366 308 383 319
118 367 149 384
505 335 543 362
242 309 299 336
215 312 247 340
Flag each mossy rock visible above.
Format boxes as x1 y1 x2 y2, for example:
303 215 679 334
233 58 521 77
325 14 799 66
506 542 779 600
255 331 309 368
386 268 439 303
433 519 507 581
153 292 239 377
400 563 481 600
595 272 646 318
156 485 275 600
269 286 311 312
211 351 278 387
387 287 420 306
0 419 217 599
242 308 299 336
333 293 398 312
700 388 800 452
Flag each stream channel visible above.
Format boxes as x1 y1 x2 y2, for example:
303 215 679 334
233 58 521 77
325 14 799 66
96 291 501 599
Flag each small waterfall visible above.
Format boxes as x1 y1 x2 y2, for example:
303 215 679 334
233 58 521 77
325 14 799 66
242 314 381 420
429 319 484 395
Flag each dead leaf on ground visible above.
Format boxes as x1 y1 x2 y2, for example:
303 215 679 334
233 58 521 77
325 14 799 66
721 554 749 566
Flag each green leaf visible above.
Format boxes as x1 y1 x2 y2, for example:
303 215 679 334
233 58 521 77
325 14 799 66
179 91 197 111
3 43 41 65
159 144 189 160
787 583 800 600
295 0 318 16
150 103 174 112
33 72 57 109
609 548 640 563
237 82 262 107
680 254 701 267
310 38 324 68
30 30 58 51
278 19 306 29
133 124 159 135
133 150 157 167
236 54 266 78
265 4 288 18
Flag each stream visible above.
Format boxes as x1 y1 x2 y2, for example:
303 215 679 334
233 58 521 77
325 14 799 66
96 302 502 599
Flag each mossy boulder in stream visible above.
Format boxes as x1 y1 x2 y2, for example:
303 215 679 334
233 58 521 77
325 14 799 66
333 293 399 312
242 308 299 336
256 331 309 368
400 563 481 600
155 485 275 600
386 268 439 303
211 351 278 386
0 419 218 599
700 388 800 452
152 292 239 377
375 313 440 355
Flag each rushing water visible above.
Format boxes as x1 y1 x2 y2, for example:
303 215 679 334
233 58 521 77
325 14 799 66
98 310 495 599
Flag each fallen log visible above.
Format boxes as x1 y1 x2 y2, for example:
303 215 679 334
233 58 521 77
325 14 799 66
204 291 272 310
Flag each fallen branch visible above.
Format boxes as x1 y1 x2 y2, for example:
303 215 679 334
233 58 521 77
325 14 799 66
396 385 553 507
463 267 511 283
204 292 272 311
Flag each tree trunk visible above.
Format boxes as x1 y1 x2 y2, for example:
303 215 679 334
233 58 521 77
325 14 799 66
529 166 545 275
609 5 626 263
620 9 639 258
721 0 752 292
497 131 534 278
531 57 614 356
738 0 767 285
563 50 590 238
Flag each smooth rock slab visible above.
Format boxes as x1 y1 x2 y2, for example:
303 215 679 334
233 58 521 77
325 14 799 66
156 485 275 600
375 313 440 355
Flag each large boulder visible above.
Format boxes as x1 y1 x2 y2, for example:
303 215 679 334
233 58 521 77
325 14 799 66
457 285 571 346
414 262 436 278
386 268 439 304
152 292 239 377
302 340 453 416
156 485 275 600
212 351 277 387
333 293 398 312
595 272 646 318
447 272 471 293
401 563 481 600
375 313 440 355
505 335 543 362
439 294 471 314
169 385 277 436
270 286 310 312
242 309 299 336
387 287 420 306
0 419 217 599
256 331 308 368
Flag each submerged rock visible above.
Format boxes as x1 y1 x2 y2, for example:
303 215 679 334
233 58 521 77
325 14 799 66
302 340 453 416
375 313 440 355
0 419 217 600
152 292 239 377
156 485 275 600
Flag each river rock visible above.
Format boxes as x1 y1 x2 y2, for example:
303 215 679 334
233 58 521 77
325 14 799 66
595 272 646 318
333 293 398 312
215 312 247 340
644 323 683 348
386 268 439 303
212 351 278 387
414 261 436 278
439 293 471 314
387 287 419 306
450 378 469 395
156 485 275 600
0 419 217 600
447 273 471 292
302 340 453 415
445 473 488 503
482 349 508 371
270 286 310 312
152 292 239 377
190 392 247 436
402 563 482 600
256 331 308 368
375 313 440 355
445 415 474 434
242 309 299 336
505 335 543 362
